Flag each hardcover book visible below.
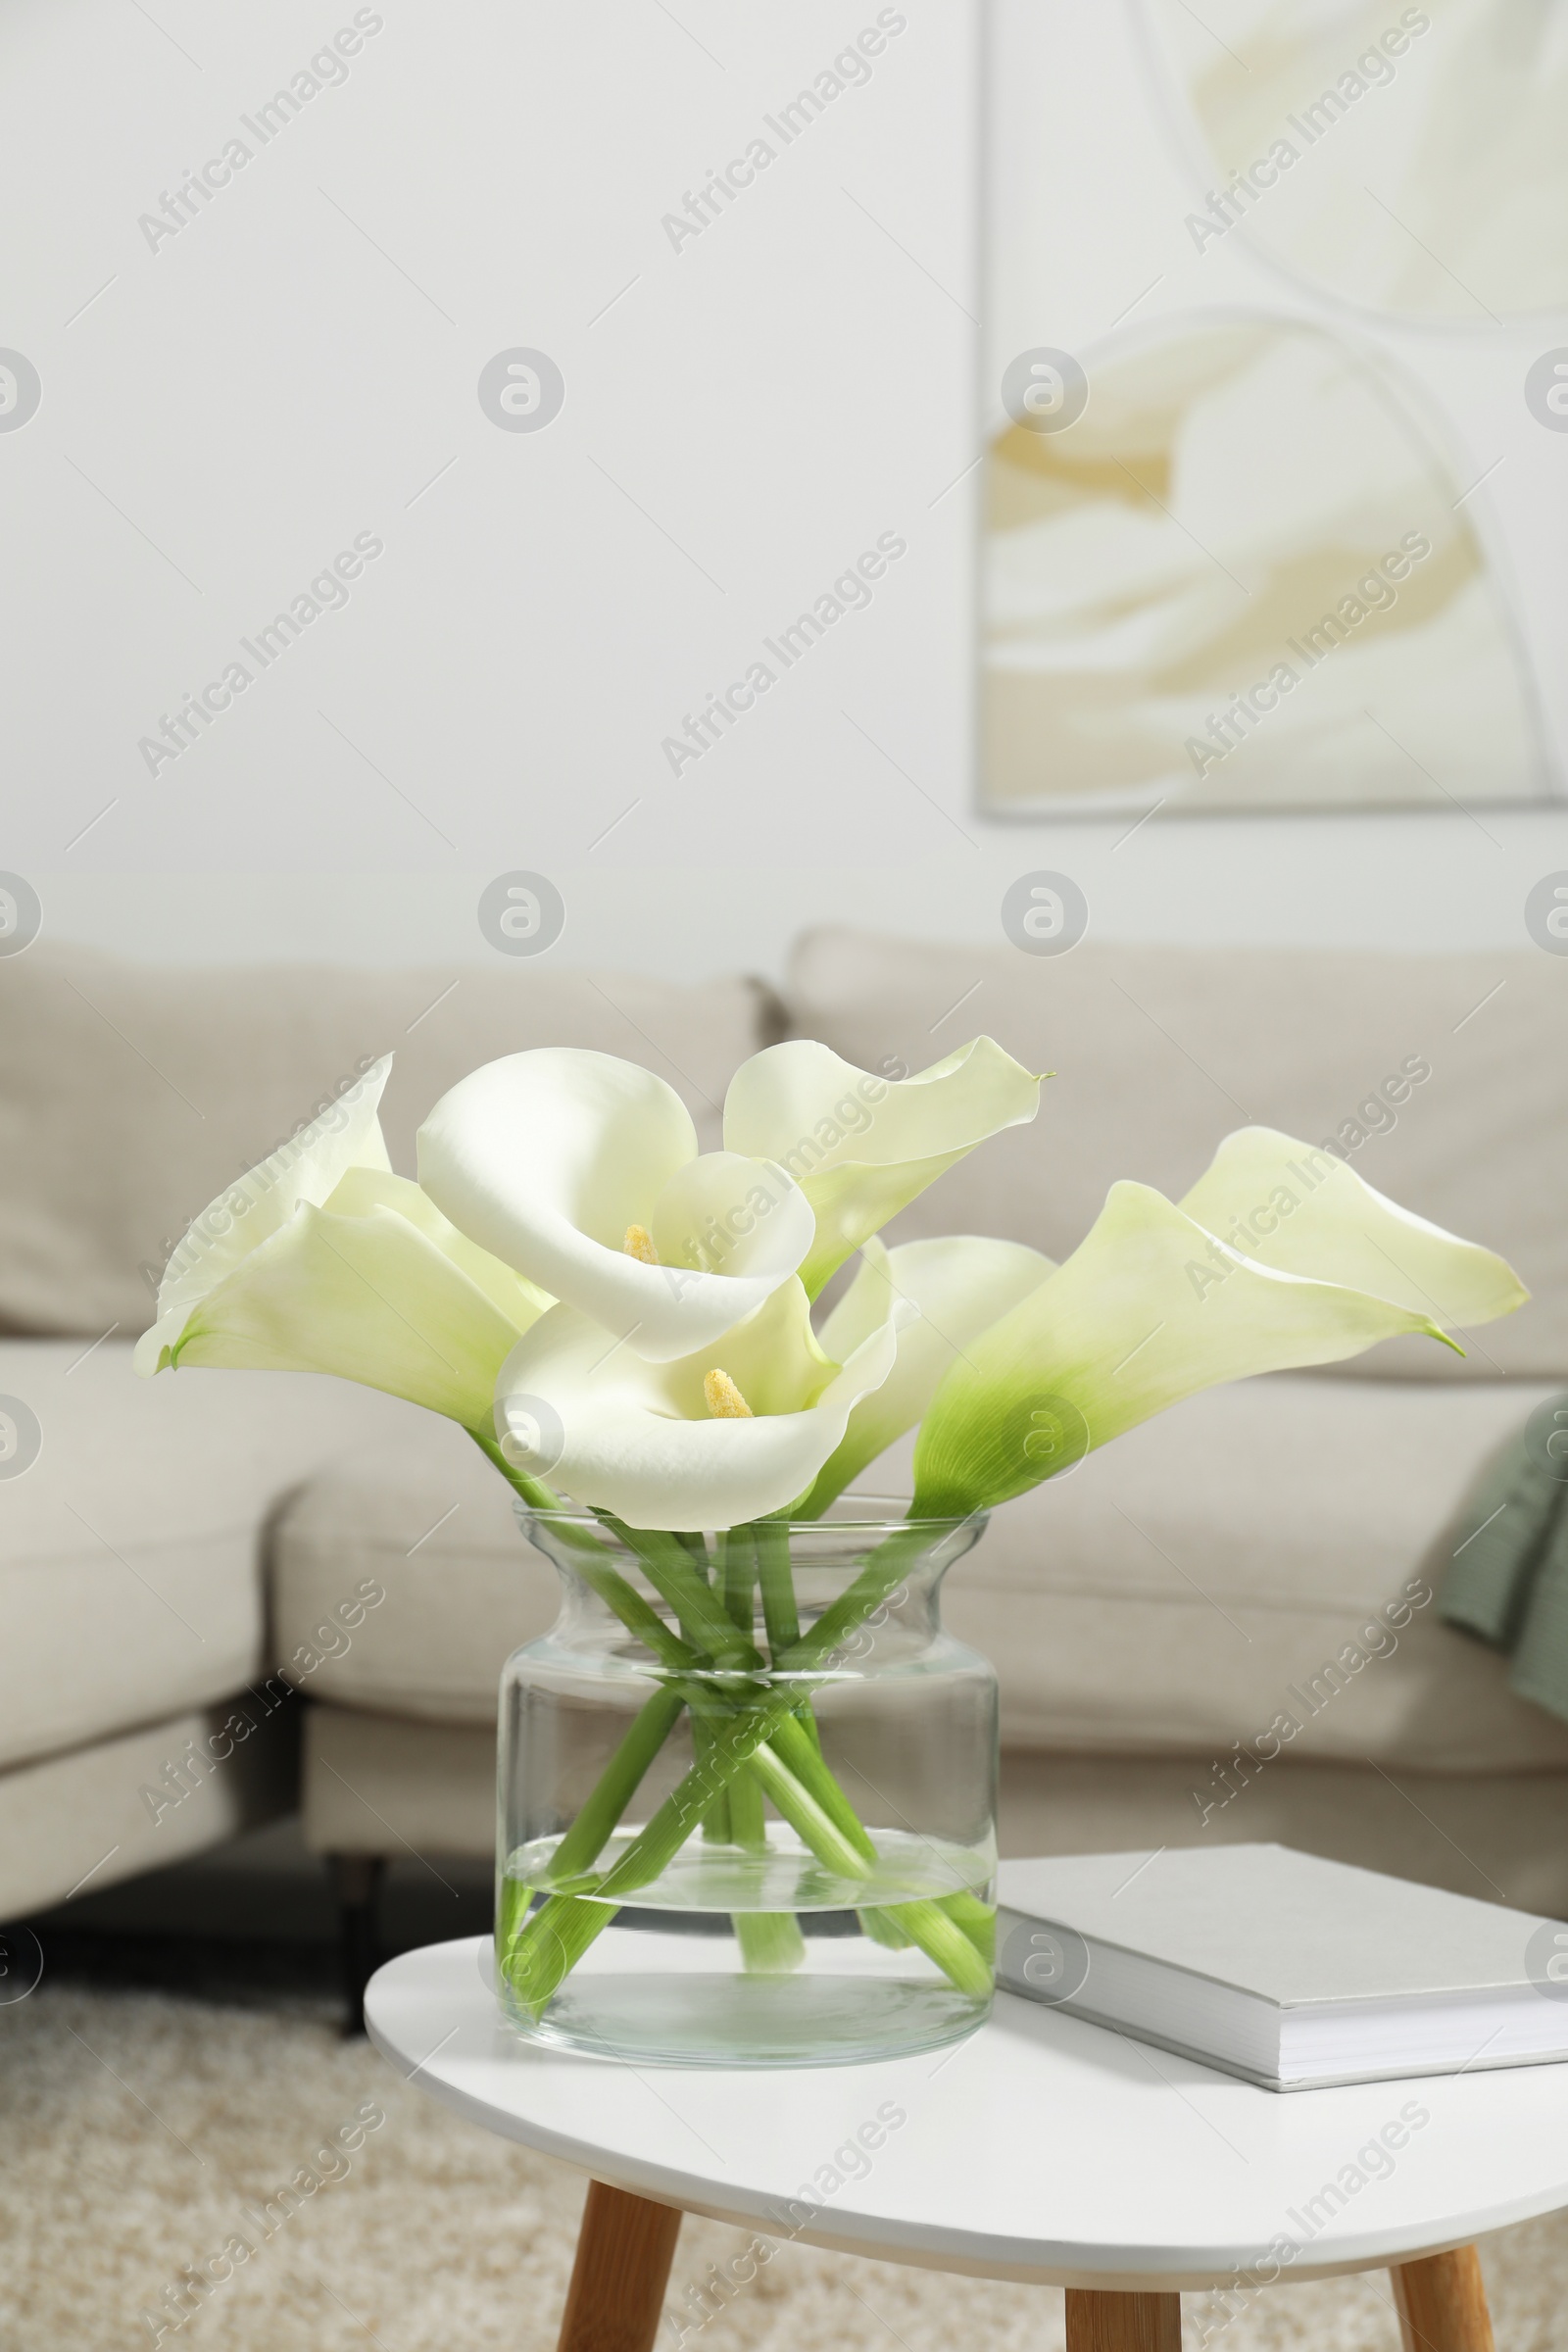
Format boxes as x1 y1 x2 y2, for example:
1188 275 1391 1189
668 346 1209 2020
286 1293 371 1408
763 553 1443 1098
997 1844 1568 2089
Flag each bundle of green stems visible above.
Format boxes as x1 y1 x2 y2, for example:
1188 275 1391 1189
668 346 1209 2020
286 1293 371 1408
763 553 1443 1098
484 1456 994 2017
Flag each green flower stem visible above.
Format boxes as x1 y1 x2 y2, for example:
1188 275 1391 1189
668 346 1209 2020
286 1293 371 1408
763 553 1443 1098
472 1430 728 1674
502 1889 615 2016
474 1430 700 1674
601 1514 762 1668
744 1739 868 1879
750 1516 824 1755
469 1430 564 1512
538 1672 781 1886
718 1530 758 1638
496 1867 532 1966
733 1912 807 1973
569 1559 695 1672
745 1742 991 2001
884 1897 994 1998
507 1699 809 2000
727 1766 766 1850
760 1714 994 1978
938 1890 997 1963
781 1525 936 1671
752 1519 801 1654
545 1686 687 1885
693 1713 733 1846
597 1704 797 1895
714 1536 767 1860
858 1906 913 1949
763 1710 993 1966
765 1712 875 1863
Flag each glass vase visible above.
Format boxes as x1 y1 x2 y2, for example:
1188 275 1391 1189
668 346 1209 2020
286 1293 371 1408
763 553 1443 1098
494 1498 997 2067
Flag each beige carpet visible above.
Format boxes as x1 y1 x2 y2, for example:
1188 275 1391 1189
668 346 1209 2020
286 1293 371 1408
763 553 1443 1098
3 1979 1566 2351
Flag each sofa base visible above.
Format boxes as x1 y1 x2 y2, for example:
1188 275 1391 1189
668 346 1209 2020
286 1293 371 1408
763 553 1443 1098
0 1698 297 1921
299 1703 1568 1917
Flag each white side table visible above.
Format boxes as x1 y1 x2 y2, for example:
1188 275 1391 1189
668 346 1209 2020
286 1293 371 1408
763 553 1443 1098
367 1931 1568 2352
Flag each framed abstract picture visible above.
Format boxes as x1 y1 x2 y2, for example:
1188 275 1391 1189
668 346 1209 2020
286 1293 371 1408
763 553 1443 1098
981 0 1568 816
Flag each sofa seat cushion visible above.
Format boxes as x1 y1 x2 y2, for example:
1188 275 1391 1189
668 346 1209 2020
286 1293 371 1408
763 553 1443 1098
0 1340 430 1771
785 926 1568 1381
942 1374 1568 1773
0 943 775 1339
270 1424 553 1725
270 1375 1568 1775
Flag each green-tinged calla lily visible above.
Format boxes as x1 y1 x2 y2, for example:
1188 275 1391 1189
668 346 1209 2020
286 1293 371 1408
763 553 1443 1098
911 1134 1530 1518
135 1060 551 1430
140 1168 551 1427
721 1038 1042 1298
1177 1126 1529 1331
136 1053 398 1364
494 1277 910 1531
800 1234 1056 1513
418 1049 816 1364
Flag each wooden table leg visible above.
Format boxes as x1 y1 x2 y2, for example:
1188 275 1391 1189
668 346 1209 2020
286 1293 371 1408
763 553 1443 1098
1391 2245 1494 2352
1065 2288 1182 2352
556 2180 684 2352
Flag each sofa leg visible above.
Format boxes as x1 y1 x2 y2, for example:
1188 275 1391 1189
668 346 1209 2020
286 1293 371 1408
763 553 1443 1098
327 1854 385 2036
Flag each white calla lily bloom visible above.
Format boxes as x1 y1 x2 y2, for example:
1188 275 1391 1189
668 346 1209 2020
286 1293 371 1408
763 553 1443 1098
494 1277 910 1531
1177 1127 1528 1333
135 1057 551 1430
722 1038 1042 1297
912 1131 1530 1518
136 1054 397 1368
418 1049 817 1364
803 1233 1057 1511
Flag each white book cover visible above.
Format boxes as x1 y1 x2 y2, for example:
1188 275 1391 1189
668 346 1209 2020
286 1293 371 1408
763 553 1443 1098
997 1844 1568 2089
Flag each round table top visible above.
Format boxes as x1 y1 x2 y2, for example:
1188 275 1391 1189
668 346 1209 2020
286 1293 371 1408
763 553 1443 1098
366 1932 1568 2292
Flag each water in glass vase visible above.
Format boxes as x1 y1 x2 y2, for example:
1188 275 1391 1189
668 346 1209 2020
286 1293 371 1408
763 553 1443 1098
494 1502 1000 2066
496 1829 997 2067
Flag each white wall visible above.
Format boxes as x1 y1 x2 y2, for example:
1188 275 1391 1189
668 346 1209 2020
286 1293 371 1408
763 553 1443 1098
5 0 1565 982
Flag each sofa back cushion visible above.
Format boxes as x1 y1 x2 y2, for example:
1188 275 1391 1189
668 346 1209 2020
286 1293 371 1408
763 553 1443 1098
786 926 1568 1380
0 945 776 1337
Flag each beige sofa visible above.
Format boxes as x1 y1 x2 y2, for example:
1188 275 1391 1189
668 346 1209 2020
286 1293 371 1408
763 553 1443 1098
0 944 770 1922
5 928 1568 1981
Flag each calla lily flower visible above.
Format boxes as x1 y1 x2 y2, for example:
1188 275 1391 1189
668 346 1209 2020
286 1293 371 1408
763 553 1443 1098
418 1049 816 1364
1177 1127 1528 1333
136 1059 551 1431
722 1038 1042 1298
136 1054 398 1366
494 1277 909 1531
911 1131 1529 1518
801 1234 1056 1513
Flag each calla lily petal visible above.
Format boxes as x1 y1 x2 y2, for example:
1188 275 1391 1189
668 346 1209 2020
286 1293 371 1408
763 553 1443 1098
1177 1126 1529 1332
325 1167 555 1337
803 1235 1057 1512
912 1178 1469 1518
141 1170 550 1428
418 1049 814 1361
646 1150 814 1289
722 1038 1042 1297
133 1055 395 1372
495 1278 908 1530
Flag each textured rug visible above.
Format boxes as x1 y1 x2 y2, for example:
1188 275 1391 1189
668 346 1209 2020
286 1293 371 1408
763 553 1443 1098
3 1975 1566 2352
